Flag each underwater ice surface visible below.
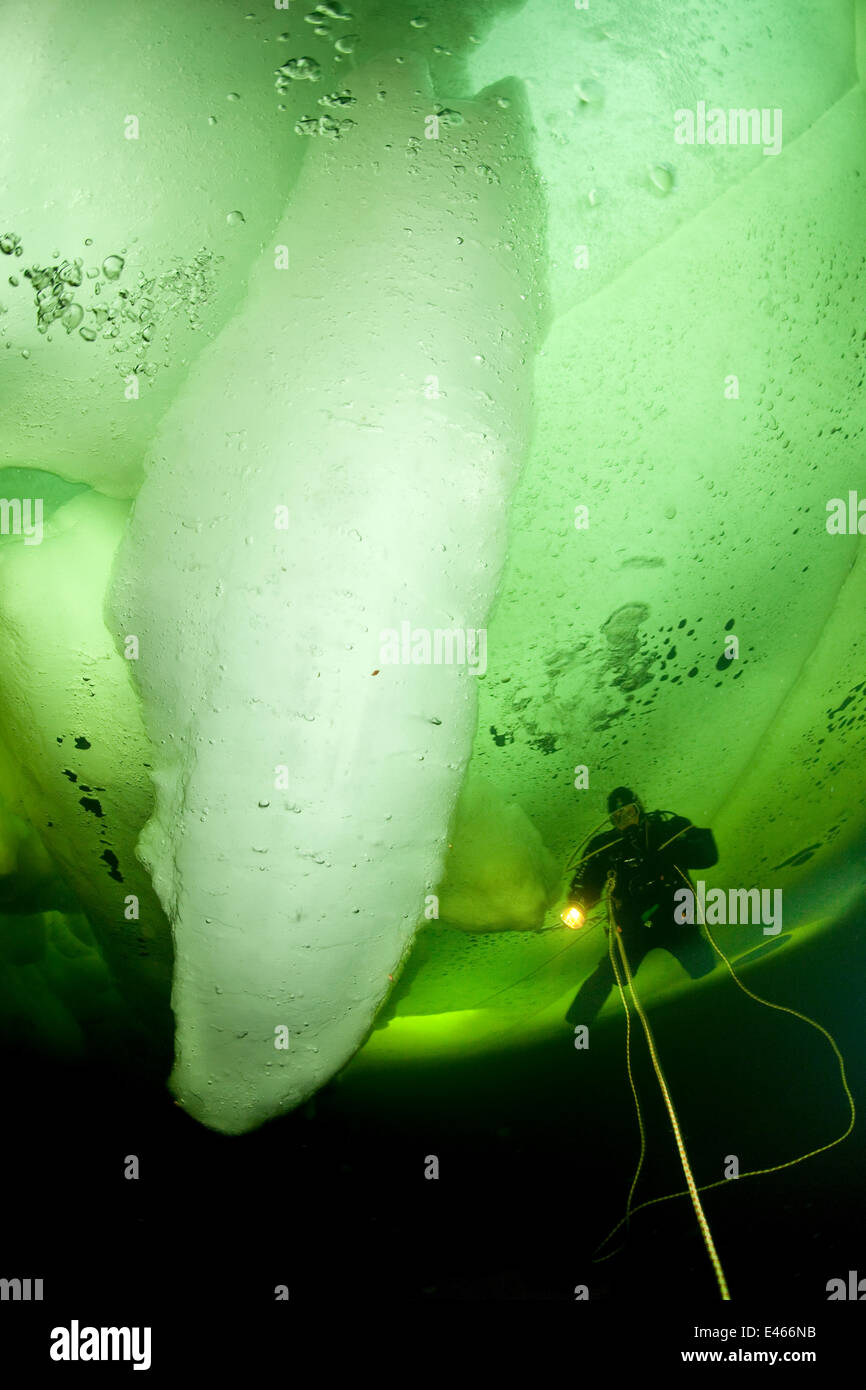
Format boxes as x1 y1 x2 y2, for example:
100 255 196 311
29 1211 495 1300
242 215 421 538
108 54 545 1133
0 0 864 1132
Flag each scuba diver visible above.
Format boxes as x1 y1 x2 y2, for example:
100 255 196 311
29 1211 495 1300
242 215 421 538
564 787 719 1025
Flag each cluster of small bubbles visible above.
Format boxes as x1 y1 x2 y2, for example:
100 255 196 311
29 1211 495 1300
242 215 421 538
295 113 355 139
276 56 322 92
83 296 123 340
318 88 356 108
23 260 85 333
321 114 354 138
0 232 23 256
475 163 499 185
137 249 221 339
25 245 222 366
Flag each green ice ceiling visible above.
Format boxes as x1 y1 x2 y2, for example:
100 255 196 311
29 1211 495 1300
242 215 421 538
0 0 864 1134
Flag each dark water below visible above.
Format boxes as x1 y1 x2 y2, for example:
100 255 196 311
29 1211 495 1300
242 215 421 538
2 890 863 1365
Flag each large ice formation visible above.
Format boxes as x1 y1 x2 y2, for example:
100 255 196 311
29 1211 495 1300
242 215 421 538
107 55 547 1132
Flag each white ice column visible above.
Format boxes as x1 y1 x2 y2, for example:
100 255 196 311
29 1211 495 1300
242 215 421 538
108 56 547 1133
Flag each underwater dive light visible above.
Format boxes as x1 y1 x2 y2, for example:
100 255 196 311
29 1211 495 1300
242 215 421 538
561 903 585 929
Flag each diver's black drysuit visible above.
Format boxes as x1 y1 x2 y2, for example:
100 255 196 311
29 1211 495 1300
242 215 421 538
565 811 719 1026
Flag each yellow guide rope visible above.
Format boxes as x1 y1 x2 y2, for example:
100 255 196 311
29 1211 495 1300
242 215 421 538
591 839 855 1297
603 867 730 1298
